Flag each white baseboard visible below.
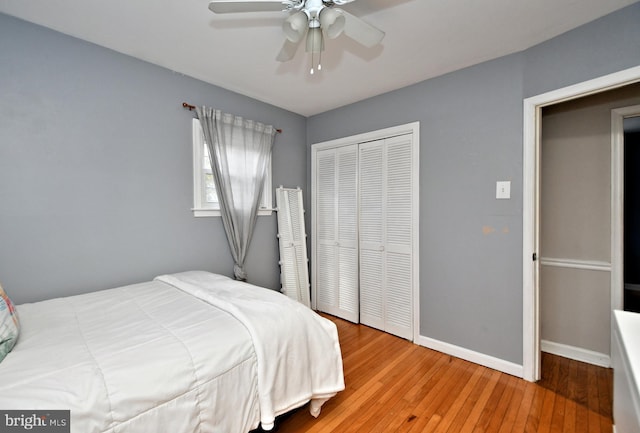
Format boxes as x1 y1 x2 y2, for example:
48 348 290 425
541 339 611 368
415 335 524 378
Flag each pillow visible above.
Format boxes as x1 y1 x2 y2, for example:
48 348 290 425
0 284 20 363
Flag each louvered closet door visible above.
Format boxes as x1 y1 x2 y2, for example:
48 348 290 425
359 135 413 340
383 134 414 340
315 145 359 322
359 141 386 332
336 146 359 321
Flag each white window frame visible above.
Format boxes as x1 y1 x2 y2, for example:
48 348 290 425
192 119 273 217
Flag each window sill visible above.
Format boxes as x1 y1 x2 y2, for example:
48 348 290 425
192 208 274 217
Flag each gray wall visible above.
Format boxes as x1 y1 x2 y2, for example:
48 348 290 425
307 2 640 365
308 53 526 364
0 13 307 304
523 4 640 98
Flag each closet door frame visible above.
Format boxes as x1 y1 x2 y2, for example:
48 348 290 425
311 122 420 341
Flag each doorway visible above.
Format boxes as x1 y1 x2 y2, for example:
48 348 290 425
538 89 640 375
522 66 640 382
620 111 640 311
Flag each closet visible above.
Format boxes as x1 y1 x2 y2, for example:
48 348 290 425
311 123 419 341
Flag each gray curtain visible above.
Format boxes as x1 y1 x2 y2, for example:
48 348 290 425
195 106 276 281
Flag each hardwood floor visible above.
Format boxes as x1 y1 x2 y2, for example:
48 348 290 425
267 315 613 433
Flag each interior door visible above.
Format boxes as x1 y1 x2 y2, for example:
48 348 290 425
359 135 414 340
383 134 414 339
336 146 359 321
358 140 386 331
315 145 359 322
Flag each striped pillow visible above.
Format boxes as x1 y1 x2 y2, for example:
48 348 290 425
0 284 20 363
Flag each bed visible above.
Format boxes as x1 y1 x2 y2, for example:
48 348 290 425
0 271 345 433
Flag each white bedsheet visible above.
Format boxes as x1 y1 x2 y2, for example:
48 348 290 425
0 272 344 433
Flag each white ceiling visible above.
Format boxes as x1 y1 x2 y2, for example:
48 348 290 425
0 0 637 117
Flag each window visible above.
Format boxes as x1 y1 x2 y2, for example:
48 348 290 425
192 119 273 217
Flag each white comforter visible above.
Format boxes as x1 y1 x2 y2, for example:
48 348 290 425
0 271 344 433
156 271 345 429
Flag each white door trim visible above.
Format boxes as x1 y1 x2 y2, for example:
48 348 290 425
612 104 640 313
522 66 640 382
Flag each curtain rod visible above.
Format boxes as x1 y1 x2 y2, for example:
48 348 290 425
182 102 282 134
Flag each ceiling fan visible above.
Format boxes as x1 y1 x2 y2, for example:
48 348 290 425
208 0 385 74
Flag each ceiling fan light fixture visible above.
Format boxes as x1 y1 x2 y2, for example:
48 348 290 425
319 7 345 39
283 11 308 43
305 26 324 53
305 24 324 75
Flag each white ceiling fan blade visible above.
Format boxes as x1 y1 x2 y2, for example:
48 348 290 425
339 9 385 48
276 38 302 62
208 1 287 14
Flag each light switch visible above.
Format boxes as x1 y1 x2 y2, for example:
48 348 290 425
496 181 511 199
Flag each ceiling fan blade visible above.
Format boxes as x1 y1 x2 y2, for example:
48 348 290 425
276 38 302 62
208 1 287 14
339 9 385 48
